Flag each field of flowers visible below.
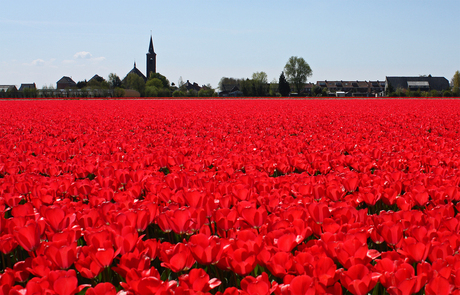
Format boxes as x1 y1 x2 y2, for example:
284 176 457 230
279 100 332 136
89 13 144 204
1 99 460 295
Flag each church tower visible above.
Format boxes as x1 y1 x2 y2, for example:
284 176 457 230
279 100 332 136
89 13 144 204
146 35 156 79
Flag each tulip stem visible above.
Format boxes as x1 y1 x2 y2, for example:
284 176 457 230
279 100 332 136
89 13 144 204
1 253 5 269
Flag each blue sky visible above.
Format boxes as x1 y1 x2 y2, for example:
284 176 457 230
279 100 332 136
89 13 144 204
1 0 459 89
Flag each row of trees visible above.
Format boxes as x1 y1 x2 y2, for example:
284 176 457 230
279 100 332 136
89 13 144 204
66 72 216 98
106 72 216 97
388 88 459 98
218 56 313 97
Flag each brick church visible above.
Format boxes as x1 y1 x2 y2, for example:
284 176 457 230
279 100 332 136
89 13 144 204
125 36 156 81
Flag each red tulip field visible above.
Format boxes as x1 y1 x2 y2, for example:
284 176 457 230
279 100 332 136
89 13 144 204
2 99 460 295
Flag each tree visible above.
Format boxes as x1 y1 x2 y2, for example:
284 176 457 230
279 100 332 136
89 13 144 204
113 87 125 97
146 78 163 88
269 78 278 96
311 84 322 97
218 77 242 92
198 88 216 97
251 72 268 96
108 73 122 88
145 86 159 97
148 72 170 88
87 77 109 89
76 80 88 89
123 73 145 95
452 71 460 88
284 56 312 95
386 82 395 96
278 72 291 97
452 71 460 97
240 79 254 96
178 76 185 90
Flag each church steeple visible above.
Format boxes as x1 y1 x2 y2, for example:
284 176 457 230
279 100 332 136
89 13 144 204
146 34 156 78
148 36 154 54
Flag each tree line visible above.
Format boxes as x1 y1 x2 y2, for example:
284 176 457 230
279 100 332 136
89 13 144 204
79 72 217 98
2 60 458 98
218 56 313 97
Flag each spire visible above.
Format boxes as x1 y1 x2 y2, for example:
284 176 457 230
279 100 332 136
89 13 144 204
134 61 137 68
148 35 155 54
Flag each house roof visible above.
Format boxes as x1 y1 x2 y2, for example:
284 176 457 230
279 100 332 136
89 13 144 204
220 84 240 92
89 74 104 83
317 80 369 88
369 81 385 88
184 80 201 91
125 62 147 81
19 83 36 91
386 76 449 91
0 85 17 92
57 76 76 85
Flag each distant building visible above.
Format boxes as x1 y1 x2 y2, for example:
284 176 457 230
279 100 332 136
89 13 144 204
146 35 156 79
56 76 77 89
19 83 36 91
124 36 157 82
184 80 201 92
0 85 18 92
304 83 316 95
315 80 384 97
0 85 18 98
88 74 104 83
385 76 450 93
218 85 242 97
124 62 147 82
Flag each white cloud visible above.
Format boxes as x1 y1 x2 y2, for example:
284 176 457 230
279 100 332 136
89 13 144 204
74 51 92 59
23 58 56 67
92 56 106 62
72 51 105 63
62 59 76 64
31 59 45 66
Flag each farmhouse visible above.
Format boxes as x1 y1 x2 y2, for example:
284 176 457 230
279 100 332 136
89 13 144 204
385 76 450 93
19 83 36 91
0 85 18 92
56 76 77 89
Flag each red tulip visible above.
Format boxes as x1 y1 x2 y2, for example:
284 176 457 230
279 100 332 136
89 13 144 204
426 276 454 295
314 256 338 287
378 221 403 247
335 238 380 269
74 246 103 278
397 236 431 262
112 251 150 278
266 251 295 278
376 258 428 295
289 275 315 295
13 219 41 252
42 206 76 233
85 283 117 295
227 246 257 276
47 270 82 295
340 264 380 295
45 241 78 269
188 233 223 265
160 242 196 273
239 205 267 229
0 234 18 254
91 247 117 268
178 268 221 292
240 272 277 295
